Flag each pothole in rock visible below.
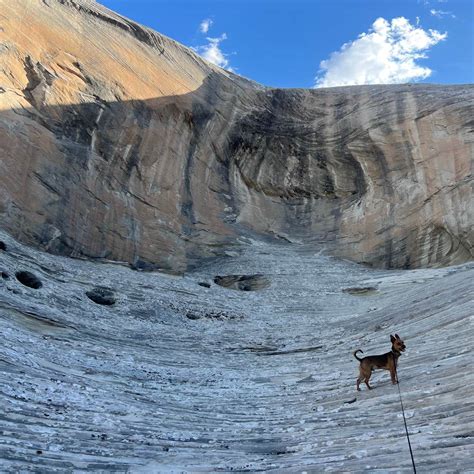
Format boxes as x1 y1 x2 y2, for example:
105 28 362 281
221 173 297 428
15 271 43 289
214 274 270 291
0 241 6 251
186 308 243 321
1 271 9 280
167 301 243 321
86 287 116 306
342 286 378 296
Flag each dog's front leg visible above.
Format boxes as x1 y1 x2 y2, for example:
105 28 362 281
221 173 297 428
390 369 397 385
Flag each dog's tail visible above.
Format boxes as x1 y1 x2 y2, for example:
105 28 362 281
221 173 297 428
353 349 364 362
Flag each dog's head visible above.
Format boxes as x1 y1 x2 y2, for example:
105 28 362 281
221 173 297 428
390 334 406 352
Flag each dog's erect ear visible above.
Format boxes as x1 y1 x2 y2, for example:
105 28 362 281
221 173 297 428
390 334 396 343
395 334 400 340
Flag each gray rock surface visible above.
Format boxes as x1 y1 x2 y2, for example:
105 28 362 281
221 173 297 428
0 0 472 271
0 229 473 471
0 2 473 471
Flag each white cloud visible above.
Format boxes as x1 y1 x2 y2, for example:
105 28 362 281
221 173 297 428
194 34 234 71
314 17 447 88
199 18 213 34
430 9 455 18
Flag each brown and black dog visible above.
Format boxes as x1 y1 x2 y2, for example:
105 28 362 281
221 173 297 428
354 334 406 391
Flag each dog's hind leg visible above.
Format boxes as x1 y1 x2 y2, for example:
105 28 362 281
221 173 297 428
356 367 366 391
364 370 373 390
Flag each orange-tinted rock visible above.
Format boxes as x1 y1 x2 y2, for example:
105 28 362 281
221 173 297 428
0 0 472 271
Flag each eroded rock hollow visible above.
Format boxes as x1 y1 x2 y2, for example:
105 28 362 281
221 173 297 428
0 0 473 272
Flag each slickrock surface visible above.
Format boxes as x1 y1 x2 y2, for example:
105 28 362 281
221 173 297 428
0 0 473 271
1 1 473 471
1 230 473 471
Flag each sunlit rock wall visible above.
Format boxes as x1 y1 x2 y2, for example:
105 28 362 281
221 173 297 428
0 0 472 271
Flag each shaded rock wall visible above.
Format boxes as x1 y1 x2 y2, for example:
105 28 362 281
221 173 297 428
229 85 473 268
0 0 473 271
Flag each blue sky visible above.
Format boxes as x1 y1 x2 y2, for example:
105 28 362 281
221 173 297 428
99 0 473 88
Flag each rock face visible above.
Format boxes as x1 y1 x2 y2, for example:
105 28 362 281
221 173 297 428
0 0 473 271
1 229 474 471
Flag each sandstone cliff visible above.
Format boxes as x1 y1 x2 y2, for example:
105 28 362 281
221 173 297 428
0 0 473 271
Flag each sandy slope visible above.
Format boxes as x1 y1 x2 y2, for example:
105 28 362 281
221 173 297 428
0 230 473 471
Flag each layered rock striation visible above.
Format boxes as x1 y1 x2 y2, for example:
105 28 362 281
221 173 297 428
1 229 474 471
0 0 473 271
